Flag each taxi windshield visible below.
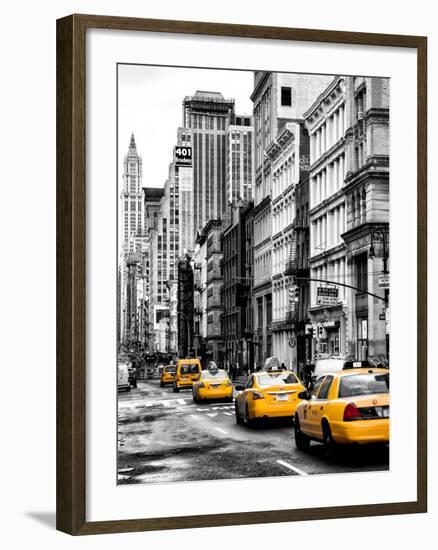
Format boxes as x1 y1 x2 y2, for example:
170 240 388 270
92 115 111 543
257 372 299 386
164 366 175 373
202 369 228 379
338 373 389 397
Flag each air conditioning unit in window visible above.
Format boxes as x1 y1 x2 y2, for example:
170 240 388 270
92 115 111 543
357 111 364 121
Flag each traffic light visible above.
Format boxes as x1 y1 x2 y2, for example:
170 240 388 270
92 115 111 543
294 285 300 302
289 285 300 303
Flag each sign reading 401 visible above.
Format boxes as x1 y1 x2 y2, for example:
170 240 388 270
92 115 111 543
174 146 192 166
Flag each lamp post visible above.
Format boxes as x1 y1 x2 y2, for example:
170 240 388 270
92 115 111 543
369 226 389 362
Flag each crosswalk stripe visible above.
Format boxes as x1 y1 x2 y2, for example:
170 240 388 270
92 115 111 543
177 398 187 405
206 413 218 418
223 412 233 416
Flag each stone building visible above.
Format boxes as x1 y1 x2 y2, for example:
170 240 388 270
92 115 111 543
267 122 310 371
305 76 349 373
341 76 390 363
250 72 333 368
305 75 390 372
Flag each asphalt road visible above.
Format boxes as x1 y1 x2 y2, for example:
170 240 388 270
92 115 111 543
117 379 389 485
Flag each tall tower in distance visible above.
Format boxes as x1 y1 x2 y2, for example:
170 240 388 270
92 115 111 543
120 133 145 249
182 91 235 236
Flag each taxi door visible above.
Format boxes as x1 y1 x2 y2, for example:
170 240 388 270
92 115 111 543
300 377 324 438
236 374 254 416
308 375 334 441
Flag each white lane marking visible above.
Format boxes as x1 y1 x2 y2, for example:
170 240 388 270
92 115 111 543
276 459 309 476
161 400 171 407
190 414 199 420
206 413 218 418
214 427 228 435
212 405 234 410
177 398 187 405
223 412 233 416
197 408 209 412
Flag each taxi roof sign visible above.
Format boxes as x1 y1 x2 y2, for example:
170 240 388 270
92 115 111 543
343 360 370 370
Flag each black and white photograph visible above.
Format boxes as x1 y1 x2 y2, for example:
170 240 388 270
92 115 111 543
117 65 390 485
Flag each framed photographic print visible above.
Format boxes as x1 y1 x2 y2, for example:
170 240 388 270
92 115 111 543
56 14 427 535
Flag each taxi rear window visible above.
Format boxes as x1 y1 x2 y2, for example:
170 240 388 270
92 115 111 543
338 373 389 397
202 369 228 379
257 372 299 386
257 372 298 386
164 366 175 373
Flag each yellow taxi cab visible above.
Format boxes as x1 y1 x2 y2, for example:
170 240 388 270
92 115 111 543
160 364 176 387
192 363 233 403
294 367 389 455
173 358 202 392
234 369 305 427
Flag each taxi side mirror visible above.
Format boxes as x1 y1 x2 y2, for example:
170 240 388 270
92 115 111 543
235 384 244 391
298 390 309 400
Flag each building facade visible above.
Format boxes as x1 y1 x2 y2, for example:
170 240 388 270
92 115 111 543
204 219 226 364
193 231 208 365
341 76 390 363
177 254 194 358
267 122 310 371
305 77 349 373
221 202 253 373
225 115 254 205
182 91 235 237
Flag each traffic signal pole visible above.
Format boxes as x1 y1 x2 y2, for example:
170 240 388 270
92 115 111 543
294 277 387 304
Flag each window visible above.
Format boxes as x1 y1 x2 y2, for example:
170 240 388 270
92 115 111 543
310 377 324 400
281 86 292 106
318 375 334 399
338 373 389 398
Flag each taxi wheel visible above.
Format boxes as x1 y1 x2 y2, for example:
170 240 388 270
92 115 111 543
235 403 243 425
294 415 311 451
322 421 339 460
160 381 164 387
244 405 255 428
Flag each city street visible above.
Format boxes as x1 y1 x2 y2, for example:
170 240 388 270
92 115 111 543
117 379 389 485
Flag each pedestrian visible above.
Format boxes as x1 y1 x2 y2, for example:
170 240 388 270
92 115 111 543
280 362 286 371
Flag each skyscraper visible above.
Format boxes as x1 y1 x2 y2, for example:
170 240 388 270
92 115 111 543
182 91 235 236
120 133 144 248
226 115 254 205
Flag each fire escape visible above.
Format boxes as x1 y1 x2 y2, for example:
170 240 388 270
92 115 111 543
284 218 310 326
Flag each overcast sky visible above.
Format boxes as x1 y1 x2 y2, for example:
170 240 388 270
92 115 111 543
118 64 254 192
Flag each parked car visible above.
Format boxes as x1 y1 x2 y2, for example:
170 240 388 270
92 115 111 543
117 363 130 392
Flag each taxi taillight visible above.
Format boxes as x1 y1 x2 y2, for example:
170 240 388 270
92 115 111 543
252 391 264 400
343 402 362 421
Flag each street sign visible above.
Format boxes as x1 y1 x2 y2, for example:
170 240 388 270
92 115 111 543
288 338 296 348
379 313 386 320
378 274 390 289
316 287 338 306
174 146 192 166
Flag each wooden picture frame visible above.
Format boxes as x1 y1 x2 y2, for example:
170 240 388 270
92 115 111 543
56 13 427 535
